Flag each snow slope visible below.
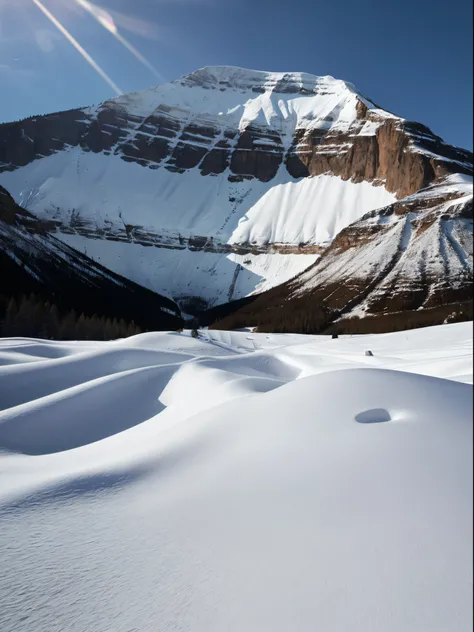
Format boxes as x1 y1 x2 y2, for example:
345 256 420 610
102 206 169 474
0 322 472 631
0 153 392 304
112 66 376 136
59 232 318 304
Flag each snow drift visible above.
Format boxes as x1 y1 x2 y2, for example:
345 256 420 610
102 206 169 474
0 322 472 631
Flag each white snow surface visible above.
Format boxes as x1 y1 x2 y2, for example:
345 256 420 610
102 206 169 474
0 322 472 632
405 173 473 202
112 66 383 140
57 234 318 304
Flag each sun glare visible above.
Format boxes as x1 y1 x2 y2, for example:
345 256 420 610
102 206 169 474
76 0 165 82
31 0 122 95
6 0 163 95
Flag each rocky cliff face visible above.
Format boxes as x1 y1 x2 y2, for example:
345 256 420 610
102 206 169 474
0 66 472 316
288 111 472 198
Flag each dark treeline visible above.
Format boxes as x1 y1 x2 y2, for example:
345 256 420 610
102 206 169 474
0 294 142 340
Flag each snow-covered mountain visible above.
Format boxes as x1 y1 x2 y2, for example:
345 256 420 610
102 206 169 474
0 66 471 314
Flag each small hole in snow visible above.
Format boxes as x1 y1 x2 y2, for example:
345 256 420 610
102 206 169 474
355 408 391 424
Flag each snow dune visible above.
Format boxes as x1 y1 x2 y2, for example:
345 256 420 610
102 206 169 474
0 323 472 632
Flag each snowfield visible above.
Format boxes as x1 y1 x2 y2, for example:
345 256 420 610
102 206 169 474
0 322 472 632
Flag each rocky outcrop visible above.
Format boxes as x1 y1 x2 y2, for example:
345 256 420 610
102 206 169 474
23 211 324 256
287 108 472 198
0 186 22 224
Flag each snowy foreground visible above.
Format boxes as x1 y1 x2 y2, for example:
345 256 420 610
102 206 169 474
0 323 472 632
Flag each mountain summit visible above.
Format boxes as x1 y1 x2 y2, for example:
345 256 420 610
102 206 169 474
0 66 472 328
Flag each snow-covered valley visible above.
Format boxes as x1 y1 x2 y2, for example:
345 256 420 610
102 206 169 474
0 322 472 631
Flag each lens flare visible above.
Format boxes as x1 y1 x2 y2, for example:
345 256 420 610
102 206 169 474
76 0 165 82
31 0 122 95
76 0 117 35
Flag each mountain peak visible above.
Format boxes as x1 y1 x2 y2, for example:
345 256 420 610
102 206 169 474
176 65 356 97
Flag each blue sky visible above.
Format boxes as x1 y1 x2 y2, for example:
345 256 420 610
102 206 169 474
0 0 472 149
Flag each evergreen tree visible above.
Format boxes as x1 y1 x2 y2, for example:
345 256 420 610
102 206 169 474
16 296 33 337
2 297 18 337
0 292 153 341
75 313 88 340
59 309 78 340
104 318 114 340
49 304 60 339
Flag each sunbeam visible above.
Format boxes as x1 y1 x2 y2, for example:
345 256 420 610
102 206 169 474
30 0 122 95
76 0 165 83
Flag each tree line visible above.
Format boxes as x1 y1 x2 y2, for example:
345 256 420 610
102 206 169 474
0 294 142 340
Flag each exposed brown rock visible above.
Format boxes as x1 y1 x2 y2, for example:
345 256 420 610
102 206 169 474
200 148 230 175
279 109 471 198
